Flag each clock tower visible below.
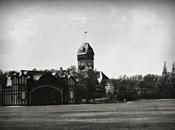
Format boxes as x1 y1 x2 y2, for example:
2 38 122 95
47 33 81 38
77 42 94 71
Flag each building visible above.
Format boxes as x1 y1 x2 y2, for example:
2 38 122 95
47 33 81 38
0 41 109 105
0 70 73 105
0 75 6 105
77 42 94 71
77 42 111 98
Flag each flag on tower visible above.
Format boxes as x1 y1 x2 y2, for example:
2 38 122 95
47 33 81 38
84 31 88 42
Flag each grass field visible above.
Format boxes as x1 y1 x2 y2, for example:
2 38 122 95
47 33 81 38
0 99 175 130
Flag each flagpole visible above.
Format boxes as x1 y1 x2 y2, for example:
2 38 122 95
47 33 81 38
84 31 87 42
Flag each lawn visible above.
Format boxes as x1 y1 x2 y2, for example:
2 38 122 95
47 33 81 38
0 99 175 130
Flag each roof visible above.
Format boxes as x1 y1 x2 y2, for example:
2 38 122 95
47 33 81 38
97 71 109 84
77 42 94 56
33 74 43 81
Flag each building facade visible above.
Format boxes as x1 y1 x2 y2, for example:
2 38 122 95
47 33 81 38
0 42 109 105
0 70 74 105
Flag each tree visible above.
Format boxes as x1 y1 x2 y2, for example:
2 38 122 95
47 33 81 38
78 69 98 103
0 69 3 75
157 74 172 98
68 66 78 76
105 82 114 101
32 68 37 71
111 75 137 101
156 62 175 98
162 61 167 76
171 62 175 98
142 74 159 98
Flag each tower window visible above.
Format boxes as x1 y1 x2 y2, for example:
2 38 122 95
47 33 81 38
80 62 85 66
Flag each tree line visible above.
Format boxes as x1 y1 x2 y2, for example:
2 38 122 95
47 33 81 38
74 62 175 102
108 62 175 101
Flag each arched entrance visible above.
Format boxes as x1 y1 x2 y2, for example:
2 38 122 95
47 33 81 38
30 85 63 105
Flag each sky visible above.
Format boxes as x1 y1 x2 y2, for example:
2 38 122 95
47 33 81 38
0 0 175 78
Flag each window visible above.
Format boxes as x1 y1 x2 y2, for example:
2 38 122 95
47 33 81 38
22 91 25 100
80 62 85 66
6 76 12 86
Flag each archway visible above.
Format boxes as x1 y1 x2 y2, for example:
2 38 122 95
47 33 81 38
30 85 63 105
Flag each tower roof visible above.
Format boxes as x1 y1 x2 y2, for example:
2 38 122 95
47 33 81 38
77 42 94 56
